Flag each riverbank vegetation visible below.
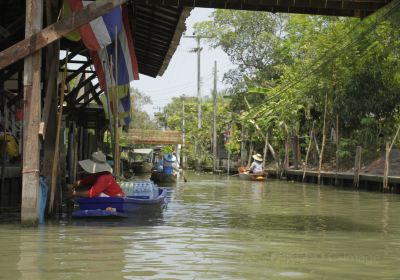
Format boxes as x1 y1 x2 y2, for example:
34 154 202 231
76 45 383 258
157 5 400 174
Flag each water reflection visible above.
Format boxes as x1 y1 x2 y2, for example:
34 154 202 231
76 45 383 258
0 174 399 279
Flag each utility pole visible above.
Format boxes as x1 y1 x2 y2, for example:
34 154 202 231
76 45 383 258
212 61 218 172
184 35 203 171
182 100 185 147
182 99 185 167
196 36 202 130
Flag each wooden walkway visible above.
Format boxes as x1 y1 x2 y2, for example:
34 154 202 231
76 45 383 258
265 169 400 193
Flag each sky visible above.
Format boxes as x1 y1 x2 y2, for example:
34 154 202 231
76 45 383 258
132 8 235 117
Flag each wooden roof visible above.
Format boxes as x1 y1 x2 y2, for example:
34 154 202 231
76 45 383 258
126 129 183 144
135 0 391 18
0 1 191 78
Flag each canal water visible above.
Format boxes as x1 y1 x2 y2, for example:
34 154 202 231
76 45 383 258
0 174 399 279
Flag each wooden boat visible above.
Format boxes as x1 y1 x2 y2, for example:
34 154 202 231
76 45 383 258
72 187 168 218
237 167 267 181
129 148 154 174
150 171 177 183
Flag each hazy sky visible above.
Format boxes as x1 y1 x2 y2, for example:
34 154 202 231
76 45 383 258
132 8 234 116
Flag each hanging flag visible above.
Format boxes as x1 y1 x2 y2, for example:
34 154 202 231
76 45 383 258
67 0 123 51
89 4 139 90
62 0 81 42
99 85 132 126
89 4 139 127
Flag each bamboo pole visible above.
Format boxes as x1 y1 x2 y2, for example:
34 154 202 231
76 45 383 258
383 124 400 191
113 26 120 177
335 114 340 185
262 131 269 169
108 56 119 176
102 53 116 166
353 146 362 188
303 123 315 182
48 51 68 214
318 91 328 185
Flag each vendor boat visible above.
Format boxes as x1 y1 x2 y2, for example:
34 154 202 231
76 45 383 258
150 170 177 183
72 181 168 218
237 167 267 181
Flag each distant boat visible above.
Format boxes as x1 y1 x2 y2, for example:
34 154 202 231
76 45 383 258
150 171 177 183
130 148 153 174
238 167 267 181
72 182 167 218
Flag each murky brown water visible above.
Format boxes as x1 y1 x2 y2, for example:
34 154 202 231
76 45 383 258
0 174 399 279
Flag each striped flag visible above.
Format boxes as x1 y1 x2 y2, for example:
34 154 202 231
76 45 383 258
67 0 123 51
99 85 131 126
67 1 139 127
91 5 139 127
89 4 139 88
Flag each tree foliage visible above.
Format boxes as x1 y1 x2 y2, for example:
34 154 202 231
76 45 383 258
160 6 400 169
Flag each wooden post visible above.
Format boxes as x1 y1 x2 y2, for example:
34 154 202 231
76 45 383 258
335 114 340 185
292 135 299 169
383 142 390 191
21 0 43 224
240 127 246 166
318 91 328 185
262 131 269 169
303 123 314 182
1 90 7 189
353 146 362 188
283 138 289 172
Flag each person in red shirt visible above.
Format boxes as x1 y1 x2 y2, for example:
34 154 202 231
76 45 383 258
71 151 125 198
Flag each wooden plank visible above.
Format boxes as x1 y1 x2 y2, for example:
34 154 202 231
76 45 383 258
0 0 127 70
21 0 43 224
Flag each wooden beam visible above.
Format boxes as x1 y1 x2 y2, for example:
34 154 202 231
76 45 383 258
66 60 91 84
78 89 104 109
68 82 100 109
65 73 96 103
0 0 128 70
21 0 43 224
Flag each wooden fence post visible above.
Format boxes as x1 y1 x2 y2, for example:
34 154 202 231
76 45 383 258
383 142 390 191
353 146 362 188
303 124 314 182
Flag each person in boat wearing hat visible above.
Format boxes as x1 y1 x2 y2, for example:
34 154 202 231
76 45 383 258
162 153 180 175
71 151 125 198
247 153 263 174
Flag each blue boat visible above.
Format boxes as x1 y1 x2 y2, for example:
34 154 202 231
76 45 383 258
72 182 168 218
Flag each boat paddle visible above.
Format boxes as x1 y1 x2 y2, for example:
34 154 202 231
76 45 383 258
176 157 187 182
181 170 188 183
